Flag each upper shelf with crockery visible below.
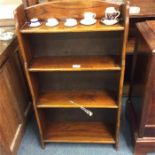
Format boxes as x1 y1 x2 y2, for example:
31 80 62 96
20 20 124 34
18 0 128 34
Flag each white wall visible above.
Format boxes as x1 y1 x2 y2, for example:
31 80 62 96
0 0 21 19
0 0 21 5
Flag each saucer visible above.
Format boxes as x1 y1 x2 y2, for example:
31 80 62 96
46 18 59 27
129 6 140 14
64 22 77 27
64 20 77 27
101 18 119 26
80 18 96 26
29 22 41 27
45 22 59 27
0 32 14 41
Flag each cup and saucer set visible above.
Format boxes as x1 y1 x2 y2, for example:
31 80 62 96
29 7 120 28
63 12 97 27
29 18 42 27
101 7 120 25
80 12 97 25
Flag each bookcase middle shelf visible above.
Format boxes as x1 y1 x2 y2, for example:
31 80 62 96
28 56 121 72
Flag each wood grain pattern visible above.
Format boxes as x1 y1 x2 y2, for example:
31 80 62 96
137 21 155 52
129 0 155 18
126 0 155 94
0 37 17 68
37 90 118 108
14 4 45 148
21 21 124 34
44 121 115 143
29 56 121 72
14 4 33 64
115 0 129 149
127 20 155 155
147 20 155 34
134 138 155 155
25 0 121 20
22 0 39 7
0 38 30 155
144 57 155 128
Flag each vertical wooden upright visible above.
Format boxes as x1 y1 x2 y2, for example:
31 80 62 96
22 0 39 7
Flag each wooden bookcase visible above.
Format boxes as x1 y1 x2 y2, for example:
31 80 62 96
15 0 129 149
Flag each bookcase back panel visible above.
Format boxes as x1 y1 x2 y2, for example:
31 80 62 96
36 72 120 91
27 32 123 57
39 108 117 123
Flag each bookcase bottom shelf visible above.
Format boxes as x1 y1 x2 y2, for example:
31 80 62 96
43 121 115 144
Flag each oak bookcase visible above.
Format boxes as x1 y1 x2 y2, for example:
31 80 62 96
15 0 129 149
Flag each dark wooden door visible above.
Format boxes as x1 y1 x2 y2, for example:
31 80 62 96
141 56 155 137
0 47 30 155
146 57 155 126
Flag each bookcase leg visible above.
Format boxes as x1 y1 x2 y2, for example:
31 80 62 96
41 141 45 149
115 142 119 150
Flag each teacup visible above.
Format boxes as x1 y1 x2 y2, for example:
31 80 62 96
83 12 96 20
29 18 41 27
105 7 120 20
30 18 40 24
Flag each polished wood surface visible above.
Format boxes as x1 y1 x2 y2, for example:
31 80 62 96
22 0 39 7
129 0 155 18
15 1 129 148
137 21 155 52
134 138 155 155
14 4 33 64
44 121 115 143
127 20 155 155
37 90 118 108
125 0 155 96
29 56 121 72
25 0 121 20
147 20 155 33
21 21 124 33
115 0 129 149
0 37 17 67
0 37 31 155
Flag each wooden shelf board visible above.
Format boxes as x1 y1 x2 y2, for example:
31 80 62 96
29 56 121 72
37 90 118 108
21 21 124 34
44 121 115 144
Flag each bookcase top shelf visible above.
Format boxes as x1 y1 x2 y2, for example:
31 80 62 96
21 21 124 34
